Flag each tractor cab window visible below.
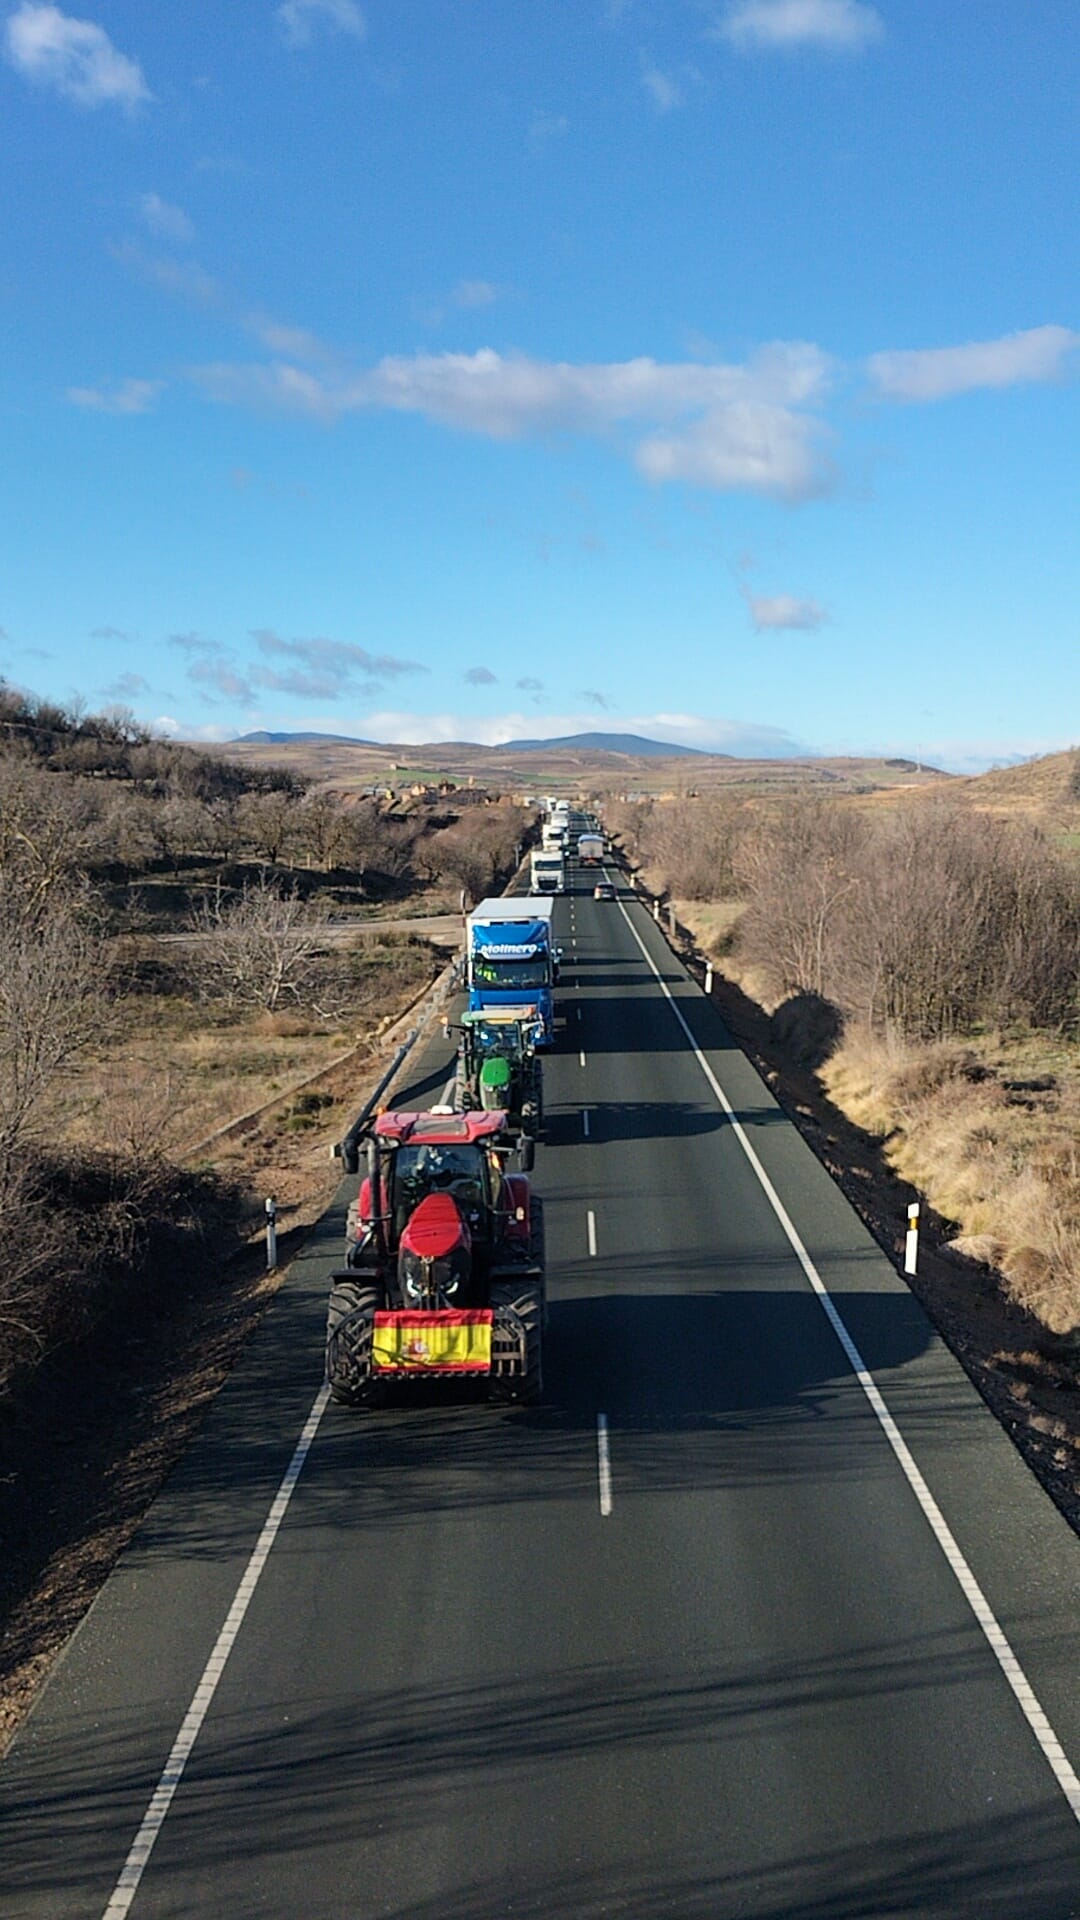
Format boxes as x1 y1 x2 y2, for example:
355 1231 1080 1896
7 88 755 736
391 1141 489 1231
475 1021 521 1058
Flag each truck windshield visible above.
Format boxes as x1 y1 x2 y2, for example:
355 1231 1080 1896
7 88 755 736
474 957 549 988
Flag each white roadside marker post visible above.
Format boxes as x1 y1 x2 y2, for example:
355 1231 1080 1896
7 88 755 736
653 898 660 922
668 902 676 935
265 1195 278 1272
705 962 713 994
904 1201 920 1276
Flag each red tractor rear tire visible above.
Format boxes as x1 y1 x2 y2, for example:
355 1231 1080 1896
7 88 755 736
326 1279 380 1407
488 1280 543 1406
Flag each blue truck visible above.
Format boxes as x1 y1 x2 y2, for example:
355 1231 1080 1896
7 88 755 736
465 897 557 1045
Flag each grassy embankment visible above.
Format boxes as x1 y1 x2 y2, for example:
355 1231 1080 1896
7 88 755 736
612 750 1080 1335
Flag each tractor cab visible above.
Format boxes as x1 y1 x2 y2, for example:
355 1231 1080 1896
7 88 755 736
448 1008 545 1136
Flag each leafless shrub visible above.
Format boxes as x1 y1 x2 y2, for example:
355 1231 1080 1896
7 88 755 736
184 876 332 1012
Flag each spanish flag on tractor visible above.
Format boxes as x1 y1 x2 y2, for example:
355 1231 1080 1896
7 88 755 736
372 1309 494 1374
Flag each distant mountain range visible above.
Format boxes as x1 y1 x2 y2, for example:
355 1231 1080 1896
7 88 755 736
235 730 378 746
502 731 708 757
234 729 708 758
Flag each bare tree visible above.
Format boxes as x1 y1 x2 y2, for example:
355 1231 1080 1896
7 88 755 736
0 881 107 1162
185 875 331 1011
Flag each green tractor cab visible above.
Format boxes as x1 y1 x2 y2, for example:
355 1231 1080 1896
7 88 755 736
448 1007 544 1137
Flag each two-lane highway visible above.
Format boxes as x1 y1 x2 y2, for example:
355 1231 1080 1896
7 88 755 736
5 870 1080 1916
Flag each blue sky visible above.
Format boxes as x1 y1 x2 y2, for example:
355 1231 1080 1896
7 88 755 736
2 0 1078 769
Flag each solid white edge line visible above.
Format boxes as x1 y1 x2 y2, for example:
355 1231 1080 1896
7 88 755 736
102 1382 333 1917
587 1209 597 1256
615 890 1080 1823
597 1413 613 1516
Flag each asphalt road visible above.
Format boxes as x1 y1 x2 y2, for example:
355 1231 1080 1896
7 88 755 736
5 872 1080 1917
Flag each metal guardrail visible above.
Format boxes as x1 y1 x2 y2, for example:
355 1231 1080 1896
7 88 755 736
334 952 467 1174
334 1034 419 1175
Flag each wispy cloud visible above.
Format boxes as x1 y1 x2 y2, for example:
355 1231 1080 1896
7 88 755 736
191 341 836 502
67 377 164 414
718 0 884 52
582 688 612 710
464 665 498 686
276 0 366 49
166 633 253 703
138 193 194 246
111 241 223 309
4 3 151 108
529 110 569 141
248 629 426 702
245 313 333 361
452 280 502 310
642 66 682 110
744 590 827 630
91 624 133 641
867 325 1080 402
516 677 544 694
101 671 150 699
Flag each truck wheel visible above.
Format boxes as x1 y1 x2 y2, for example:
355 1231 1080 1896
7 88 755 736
326 1279 380 1407
489 1280 543 1406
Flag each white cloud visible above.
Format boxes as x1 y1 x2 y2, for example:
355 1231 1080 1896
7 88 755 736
867 325 1080 402
191 341 836 502
636 400 832 501
139 193 194 245
642 66 682 110
4 3 151 107
465 666 498 686
744 591 827 630
719 0 883 52
67 377 164 414
276 0 366 48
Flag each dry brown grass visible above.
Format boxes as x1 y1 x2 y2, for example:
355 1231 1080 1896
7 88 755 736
60 930 436 1168
820 1028 1080 1334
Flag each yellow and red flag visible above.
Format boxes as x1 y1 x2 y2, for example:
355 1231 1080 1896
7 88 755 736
372 1309 493 1374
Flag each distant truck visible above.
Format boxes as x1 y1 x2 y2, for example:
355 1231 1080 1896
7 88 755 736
577 832 604 865
530 848 566 894
466 897 557 1044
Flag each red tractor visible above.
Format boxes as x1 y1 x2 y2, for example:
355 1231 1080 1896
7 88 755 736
326 1110 544 1407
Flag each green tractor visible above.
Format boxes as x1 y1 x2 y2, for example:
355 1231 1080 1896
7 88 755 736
447 1006 545 1137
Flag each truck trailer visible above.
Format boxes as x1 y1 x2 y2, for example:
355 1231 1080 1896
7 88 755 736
530 848 566 893
466 897 557 1044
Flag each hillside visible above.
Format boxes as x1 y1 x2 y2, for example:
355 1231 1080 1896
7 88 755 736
503 731 709 757
215 732 952 800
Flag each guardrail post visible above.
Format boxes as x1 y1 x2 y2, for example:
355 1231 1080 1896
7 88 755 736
265 1195 278 1271
904 1201 920 1275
